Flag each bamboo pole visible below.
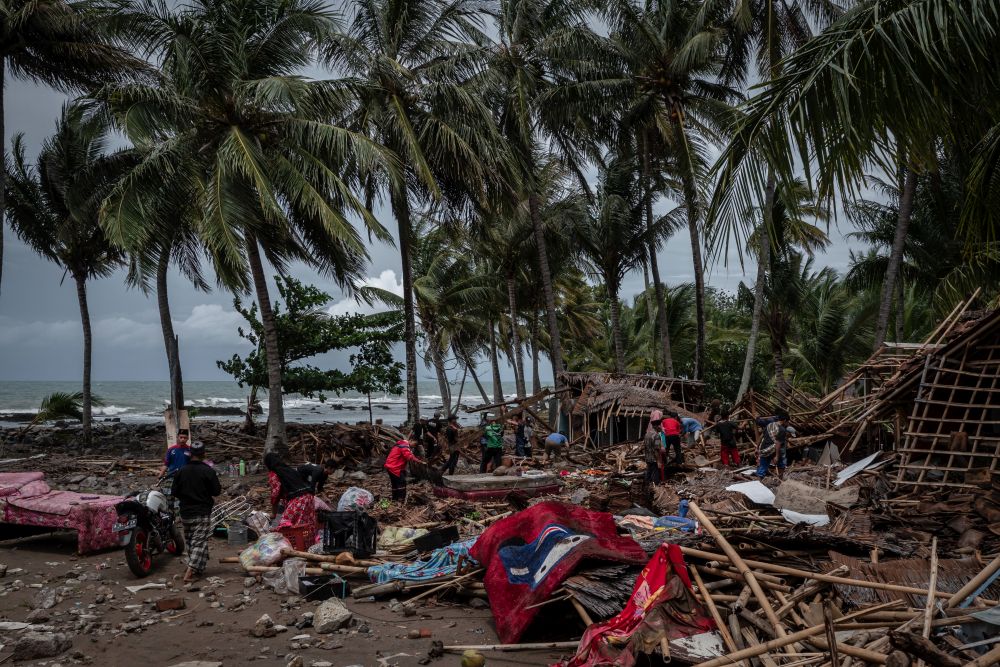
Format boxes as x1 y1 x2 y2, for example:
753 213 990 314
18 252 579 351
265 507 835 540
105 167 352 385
688 501 795 655
962 643 1000 667
679 546 956 600
946 554 1000 608
917 538 939 667
691 602 900 667
689 566 739 657
444 641 580 652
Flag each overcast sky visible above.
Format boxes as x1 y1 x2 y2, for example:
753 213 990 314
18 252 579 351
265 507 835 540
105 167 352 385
0 79 862 383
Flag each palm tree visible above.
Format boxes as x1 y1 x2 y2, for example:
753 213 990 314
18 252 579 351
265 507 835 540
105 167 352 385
706 0 841 399
599 0 740 380
0 0 143 300
326 0 508 426
578 158 681 371
5 102 126 444
485 0 605 384
713 0 1000 356
101 0 395 453
17 390 104 440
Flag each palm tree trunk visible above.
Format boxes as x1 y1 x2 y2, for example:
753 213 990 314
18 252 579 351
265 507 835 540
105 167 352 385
467 357 490 405
73 273 92 445
246 236 286 454
641 132 674 376
0 61 5 303
641 261 660 372
391 188 420 425
506 273 526 398
673 124 706 379
738 173 776 401
430 340 452 416
528 191 564 383
873 166 917 351
609 285 625 373
156 248 184 412
895 275 905 343
530 310 541 393
773 345 788 400
488 322 503 404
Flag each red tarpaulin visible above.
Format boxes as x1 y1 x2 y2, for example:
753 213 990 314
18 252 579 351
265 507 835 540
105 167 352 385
560 543 716 666
469 501 648 644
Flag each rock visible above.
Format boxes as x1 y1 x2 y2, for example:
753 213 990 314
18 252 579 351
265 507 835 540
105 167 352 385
33 587 58 610
11 631 73 660
311 662 334 667
468 597 489 609
154 596 186 612
26 609 51 622
492 466 508 476
167 663 223 667
347 471 367 481
252 613 277 638
330 469 346 481
314 599 352 634
286 656 304 667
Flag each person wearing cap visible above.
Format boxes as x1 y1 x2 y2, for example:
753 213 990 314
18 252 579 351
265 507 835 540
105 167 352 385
170 441 221 584
756 410 791 479
480 415 505 473
159 428 191 478
384 438 424 502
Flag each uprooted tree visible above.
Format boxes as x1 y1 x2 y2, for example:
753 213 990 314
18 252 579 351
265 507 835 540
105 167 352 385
217 276 405 431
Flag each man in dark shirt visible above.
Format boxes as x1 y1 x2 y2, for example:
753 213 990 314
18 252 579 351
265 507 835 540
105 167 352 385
171 441 221 584
424 414 440 459
440 415 461 475
297 460 336 496
715 408 740 468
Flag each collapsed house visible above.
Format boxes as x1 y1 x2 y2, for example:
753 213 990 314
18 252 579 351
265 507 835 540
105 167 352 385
557 372 705 447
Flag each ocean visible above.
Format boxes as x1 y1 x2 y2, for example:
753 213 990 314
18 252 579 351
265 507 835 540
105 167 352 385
0 380 523 428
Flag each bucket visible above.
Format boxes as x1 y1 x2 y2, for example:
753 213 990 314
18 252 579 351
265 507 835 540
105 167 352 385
227 522 249 547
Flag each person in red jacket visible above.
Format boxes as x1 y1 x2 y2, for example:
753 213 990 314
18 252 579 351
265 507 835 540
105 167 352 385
384 439 424 502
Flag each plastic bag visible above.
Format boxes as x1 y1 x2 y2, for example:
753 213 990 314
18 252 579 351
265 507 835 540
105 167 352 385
337 487 374 512
245 511 271 535
239 532 292 569
283 557 307 594
377 525 428 548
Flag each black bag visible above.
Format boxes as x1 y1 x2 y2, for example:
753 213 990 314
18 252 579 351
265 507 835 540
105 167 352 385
319 510 378 558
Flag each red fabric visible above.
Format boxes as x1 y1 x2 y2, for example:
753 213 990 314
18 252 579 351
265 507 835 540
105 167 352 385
0 472 45 497
661 418 682 436
560 544 716 667
384 442 416 476
268 471 282 507
269 472 317 536
469 501 648 644
720 445 740 466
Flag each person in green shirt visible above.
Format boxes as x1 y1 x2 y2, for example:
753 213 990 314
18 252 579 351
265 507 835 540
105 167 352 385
480 415 505 473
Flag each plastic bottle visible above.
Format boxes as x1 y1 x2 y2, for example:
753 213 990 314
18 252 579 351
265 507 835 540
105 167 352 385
239 459 246 476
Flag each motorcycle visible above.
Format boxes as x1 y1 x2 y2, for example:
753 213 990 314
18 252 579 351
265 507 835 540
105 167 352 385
114 483 185 577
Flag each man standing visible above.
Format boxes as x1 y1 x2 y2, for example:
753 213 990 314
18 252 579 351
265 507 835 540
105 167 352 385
715 408 740 468
510 414 528 457
170 441 221 585
480 416 504 473
661 412 683 467
756 410 790 480
441 415 461 475
159 428 191 478
643 418 664 484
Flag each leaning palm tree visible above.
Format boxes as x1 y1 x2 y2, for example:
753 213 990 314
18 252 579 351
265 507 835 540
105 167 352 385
484 0 606 384
100 0 395 453
5 102 126 444
17 391 104 440
325 0 509 426
598 0 740 380
0 0 143 300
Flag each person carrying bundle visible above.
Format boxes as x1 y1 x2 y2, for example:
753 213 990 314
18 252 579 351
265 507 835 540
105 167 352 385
264 453 317 535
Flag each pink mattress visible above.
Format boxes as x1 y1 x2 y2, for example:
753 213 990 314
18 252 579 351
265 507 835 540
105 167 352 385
0 472 123 554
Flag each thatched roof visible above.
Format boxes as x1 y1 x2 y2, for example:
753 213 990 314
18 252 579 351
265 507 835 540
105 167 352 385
559 372 705 417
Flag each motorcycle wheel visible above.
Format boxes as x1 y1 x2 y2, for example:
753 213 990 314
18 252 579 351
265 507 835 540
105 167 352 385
125 528 153 577
166 524 185 556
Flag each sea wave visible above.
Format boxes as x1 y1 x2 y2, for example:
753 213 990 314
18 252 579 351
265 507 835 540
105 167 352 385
93 405 132 416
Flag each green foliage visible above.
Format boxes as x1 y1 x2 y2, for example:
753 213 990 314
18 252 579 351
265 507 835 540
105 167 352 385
217 276 403 400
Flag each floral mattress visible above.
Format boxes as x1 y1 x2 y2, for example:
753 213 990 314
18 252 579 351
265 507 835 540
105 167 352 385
0 472 123 554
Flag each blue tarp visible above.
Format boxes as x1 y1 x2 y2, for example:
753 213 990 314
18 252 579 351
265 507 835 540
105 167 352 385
368 537 478 583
